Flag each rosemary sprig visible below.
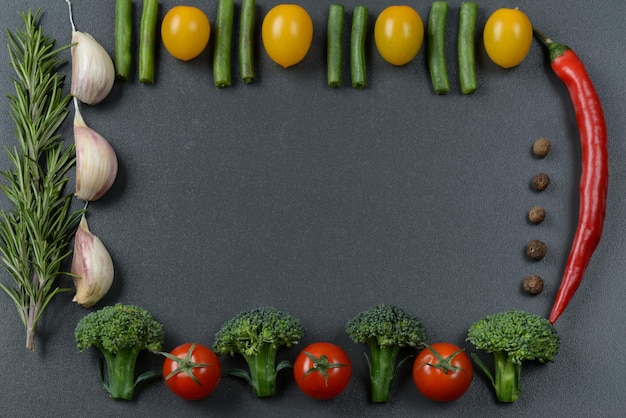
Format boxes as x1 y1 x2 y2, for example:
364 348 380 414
0 10 83 351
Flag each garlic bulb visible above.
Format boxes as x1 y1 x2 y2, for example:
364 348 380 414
71 215 114 308
74 99 118 201
66 0 115 105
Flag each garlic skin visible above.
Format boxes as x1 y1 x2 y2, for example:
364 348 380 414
66 0 115 105
70 31 115 105
71 215 114 308
74 103 118 201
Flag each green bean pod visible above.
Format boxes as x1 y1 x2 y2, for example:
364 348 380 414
428 1 450 95
239 0 256 83
115 0 132 80
458 2 478 94
327 4 345 88
351 5 368 90
139 0 158 83
214 0 235 87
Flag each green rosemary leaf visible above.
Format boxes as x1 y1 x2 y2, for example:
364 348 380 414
0 9 83 351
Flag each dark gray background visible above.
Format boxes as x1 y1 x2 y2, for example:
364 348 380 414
1 0 624 416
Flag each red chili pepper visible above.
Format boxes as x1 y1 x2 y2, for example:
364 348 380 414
534 29 608 324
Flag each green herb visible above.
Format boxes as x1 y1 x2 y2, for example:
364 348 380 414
0 10 83 351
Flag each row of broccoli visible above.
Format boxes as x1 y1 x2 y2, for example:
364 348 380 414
75 303 559 403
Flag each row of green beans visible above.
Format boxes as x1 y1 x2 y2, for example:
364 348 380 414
115 0 158 83
325 4 369 89
426 1 479 94
114 0 477 93
427 1 478 94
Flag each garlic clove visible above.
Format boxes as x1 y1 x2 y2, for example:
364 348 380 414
70 31 115 105
71 215 114 308
74 102 118 201
66 0 115 105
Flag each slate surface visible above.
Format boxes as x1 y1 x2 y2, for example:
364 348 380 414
0 0 624 417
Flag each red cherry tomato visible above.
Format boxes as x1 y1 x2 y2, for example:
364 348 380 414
162 343 221 400
412 342 473 402
293 342 352 400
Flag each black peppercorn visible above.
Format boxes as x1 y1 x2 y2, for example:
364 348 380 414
528 206 546 224
523 275 544 295
532 173 551 191
533 138 551 157
527 239 547 260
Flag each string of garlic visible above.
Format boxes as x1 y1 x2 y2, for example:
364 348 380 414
66 0 119 307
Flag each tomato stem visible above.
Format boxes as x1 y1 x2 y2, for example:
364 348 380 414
416 343 466 374
302 351 348 386
157 343 213 385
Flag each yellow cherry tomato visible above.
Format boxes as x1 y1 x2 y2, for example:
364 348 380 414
262 4 313 68
374 5 424 66
483 8 533 68
161 6 211 61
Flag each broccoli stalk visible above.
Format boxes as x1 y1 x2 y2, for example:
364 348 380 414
366 342 403 402
213 307 304 397
490 350 522 402
242 342 283 396
75 304 165 400
466 310 559 403
346 304 427 403
98 345 154 400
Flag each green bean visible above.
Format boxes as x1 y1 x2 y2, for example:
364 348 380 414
114 0 132 80
327 4 345 88
350 5 368 90
239 0 256 83
138 0 158 83
458 2 478 94
214 0 234 87
428 1 450 94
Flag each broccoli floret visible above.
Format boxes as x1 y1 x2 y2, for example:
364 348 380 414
75 303 164 400
213 306 304 397
345 304 427 402
466 309 559 402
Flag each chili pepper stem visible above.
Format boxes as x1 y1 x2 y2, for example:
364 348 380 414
532 29 551 45
533 28 570 61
